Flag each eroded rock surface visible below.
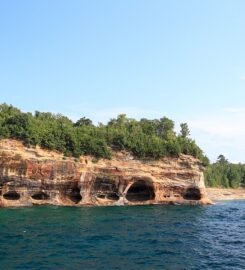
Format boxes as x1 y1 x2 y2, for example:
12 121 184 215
0 139 212 207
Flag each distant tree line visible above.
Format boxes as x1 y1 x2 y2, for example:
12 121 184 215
0 103 209 164
205 155 245 188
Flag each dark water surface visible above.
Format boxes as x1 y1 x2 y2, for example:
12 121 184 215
0 201 244 270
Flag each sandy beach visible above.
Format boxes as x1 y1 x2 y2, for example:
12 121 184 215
207 188 245 201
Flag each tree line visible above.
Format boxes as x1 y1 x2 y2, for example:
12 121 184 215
1 103 244 188
0 103 209 164
205 155 245 188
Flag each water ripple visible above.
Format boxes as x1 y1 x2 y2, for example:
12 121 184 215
0 201 244 269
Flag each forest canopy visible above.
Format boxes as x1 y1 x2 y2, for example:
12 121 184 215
205 155 245 188
0 103 209 164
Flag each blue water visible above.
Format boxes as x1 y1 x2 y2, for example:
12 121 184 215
0 201 244 270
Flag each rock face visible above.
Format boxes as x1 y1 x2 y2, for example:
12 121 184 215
0 139 212 207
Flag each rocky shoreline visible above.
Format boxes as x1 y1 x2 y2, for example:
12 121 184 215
206 188 245 201
0 139 212 207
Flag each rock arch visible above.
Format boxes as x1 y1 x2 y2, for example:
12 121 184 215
183 187 201 200
126 179 155 202
67 187 82 204
93 177 119 201
3 191 20 200
31 192 49 200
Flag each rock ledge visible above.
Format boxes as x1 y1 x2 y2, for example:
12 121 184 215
0 139 212 207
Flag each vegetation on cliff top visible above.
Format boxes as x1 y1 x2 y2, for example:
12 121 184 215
0 103 208 164
205 155 245 188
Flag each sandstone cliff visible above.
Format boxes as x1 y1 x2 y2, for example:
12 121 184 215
0 139 212 207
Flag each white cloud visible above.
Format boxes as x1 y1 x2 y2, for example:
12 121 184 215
191 108 245 137
189 107 245 163
224 107 245 114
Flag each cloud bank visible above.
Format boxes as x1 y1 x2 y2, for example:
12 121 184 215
190 107 245 163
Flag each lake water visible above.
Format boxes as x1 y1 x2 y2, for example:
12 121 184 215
0 201 244 270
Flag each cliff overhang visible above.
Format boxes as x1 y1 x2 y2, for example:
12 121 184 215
0 139 212 207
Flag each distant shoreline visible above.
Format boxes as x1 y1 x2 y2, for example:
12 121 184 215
207 188 245 201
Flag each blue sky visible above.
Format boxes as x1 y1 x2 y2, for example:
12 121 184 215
0 0 245 162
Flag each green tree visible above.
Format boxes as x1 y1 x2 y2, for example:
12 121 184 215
74 117 93 127
227 166 240 188
180 123 190 138
217 154 228 165
157 117 175 139
0 103 209 162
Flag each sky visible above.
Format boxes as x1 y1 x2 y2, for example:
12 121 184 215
0 0 245 163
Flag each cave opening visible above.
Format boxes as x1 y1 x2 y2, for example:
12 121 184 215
3 191 20 200
31 192 49 200
126 180 155 202
106 193 120 200
183 188 201 200
93 177 119 201
68 187 82 204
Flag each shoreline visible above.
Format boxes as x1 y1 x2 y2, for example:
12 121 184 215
206 188 245 201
